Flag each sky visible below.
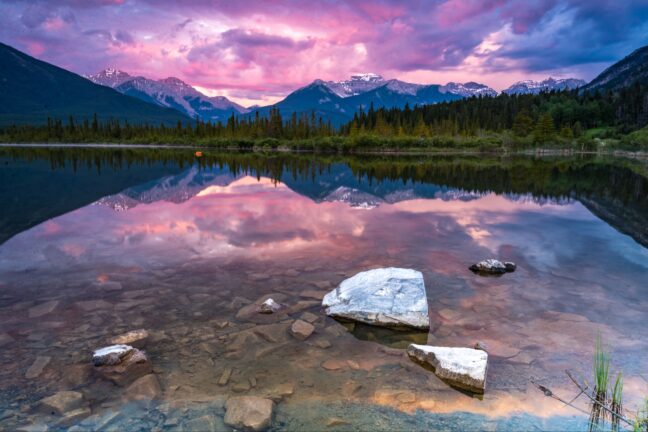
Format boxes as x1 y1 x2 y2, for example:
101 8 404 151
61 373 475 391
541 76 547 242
1 0 647 106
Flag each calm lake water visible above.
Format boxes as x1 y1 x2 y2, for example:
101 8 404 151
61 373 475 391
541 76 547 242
0 148 647 431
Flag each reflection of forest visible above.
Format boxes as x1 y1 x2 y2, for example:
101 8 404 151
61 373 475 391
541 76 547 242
1 148 646 247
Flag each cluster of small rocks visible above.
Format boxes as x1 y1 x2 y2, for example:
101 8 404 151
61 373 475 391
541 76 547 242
20 261 511 430
28 328 161 429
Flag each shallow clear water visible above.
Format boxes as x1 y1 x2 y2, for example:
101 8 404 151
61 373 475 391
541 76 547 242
0 149 647 431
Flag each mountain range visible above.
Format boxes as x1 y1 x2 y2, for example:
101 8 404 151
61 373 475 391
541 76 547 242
0 43 188 126
502 77 587 95
245 75 508 125
86 69 247 122
86 68 587 126
1 41 646 127
93 161 647 248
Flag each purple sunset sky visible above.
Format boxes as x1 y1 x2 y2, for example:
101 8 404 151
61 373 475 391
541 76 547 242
1 0 647 105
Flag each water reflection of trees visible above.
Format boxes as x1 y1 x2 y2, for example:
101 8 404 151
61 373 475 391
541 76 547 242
1 148 647 247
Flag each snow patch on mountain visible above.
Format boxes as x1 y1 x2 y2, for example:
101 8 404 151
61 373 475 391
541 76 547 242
441 82 498 98
503 77 586 95
385 79 424 95
322 73 386 97
87 69 247 121
86 68 134 88
95 166 242 211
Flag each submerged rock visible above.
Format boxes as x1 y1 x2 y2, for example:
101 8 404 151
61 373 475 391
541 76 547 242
224 396 273 431
92 345 152 386
184 414 225 432
290 320 315 340
264 382 294 402
259 298 281 314
469 259 516 275
109 329 149 349
407 344 488 393
124 374 162 401
0 332 14 347
56 407 92 427
28 300 59 318
322 268 429 330
25 356 51 379
38 391 85 416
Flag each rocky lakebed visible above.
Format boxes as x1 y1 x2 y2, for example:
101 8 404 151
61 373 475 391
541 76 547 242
0 153 647 431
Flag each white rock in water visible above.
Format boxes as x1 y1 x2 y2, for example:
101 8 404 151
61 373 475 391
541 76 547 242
259 298 281 314
407 344 488 393
322 268 429 329
92 344 133 366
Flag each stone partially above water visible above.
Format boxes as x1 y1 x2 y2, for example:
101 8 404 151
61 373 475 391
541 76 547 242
92 345 133 366
469 259 516 275
92 345 152 386
259 298 281 314
322 268 429 330
407 344 488 393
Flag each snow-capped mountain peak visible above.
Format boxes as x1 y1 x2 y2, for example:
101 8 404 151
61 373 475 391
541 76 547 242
322 73 386 97
88 69 246 121
384 79 423 95
159 77 193 89
503 77 586 95
86 68 134 88
441 81 498 97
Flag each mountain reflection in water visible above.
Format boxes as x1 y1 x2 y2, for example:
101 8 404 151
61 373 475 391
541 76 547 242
0 148 647 431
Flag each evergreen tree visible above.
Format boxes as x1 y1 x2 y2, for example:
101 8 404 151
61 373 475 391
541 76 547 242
512 110 534 137
560 125 574 139
534 112 555 143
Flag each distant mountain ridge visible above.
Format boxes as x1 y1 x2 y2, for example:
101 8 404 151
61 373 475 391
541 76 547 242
87 69 247 122
246 74 495 126
503 77 586 95
320 73 497 99
0 43 190 126
584 45 648 93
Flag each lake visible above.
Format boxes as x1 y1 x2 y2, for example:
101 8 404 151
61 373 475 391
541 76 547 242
0 147 647 431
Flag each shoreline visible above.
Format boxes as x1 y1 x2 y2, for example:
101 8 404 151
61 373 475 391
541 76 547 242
0 142 646 159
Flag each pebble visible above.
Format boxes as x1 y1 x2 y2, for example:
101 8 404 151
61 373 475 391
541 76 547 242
28 300 59 318
290 320 315 341
0 332 15 347
224 396 274 432
218 367 233 386
326 418 351 427
109 329 149 349
313 339 331 349
25 356 51 379
38 391 84 416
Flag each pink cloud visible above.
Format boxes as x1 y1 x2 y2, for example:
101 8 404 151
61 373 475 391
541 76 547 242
0 0 645 104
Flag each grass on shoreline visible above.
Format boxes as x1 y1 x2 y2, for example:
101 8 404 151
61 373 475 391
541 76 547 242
1 132 647 155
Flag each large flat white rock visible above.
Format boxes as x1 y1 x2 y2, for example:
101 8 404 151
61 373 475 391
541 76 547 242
407 344 488 393
322 268 429 329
